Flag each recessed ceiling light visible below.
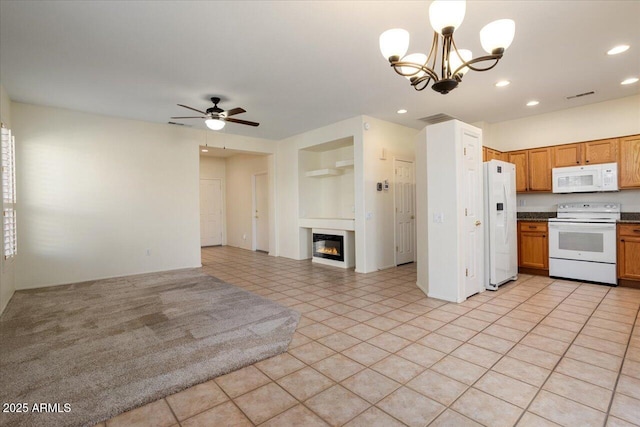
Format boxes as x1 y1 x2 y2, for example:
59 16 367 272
201 148 209 152
607 45 629 55
397 109 408 114
526 100 539 107
495 80 510 87
621 77 639 85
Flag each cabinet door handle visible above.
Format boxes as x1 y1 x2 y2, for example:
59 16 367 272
543 235 546 237
576 161 579 164
586 159 590 163
528 225 536 229
621 239 625 242
634 229 640 233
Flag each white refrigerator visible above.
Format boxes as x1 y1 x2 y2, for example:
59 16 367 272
483 160 518 290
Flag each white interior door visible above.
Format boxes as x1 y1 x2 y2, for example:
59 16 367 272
200 179 223 247
462 132 483 297
254 173 269 252
395 159 415 265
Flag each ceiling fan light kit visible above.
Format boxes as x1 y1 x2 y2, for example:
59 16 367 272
171 97 259 130
380 0 515 94
205 119 226 130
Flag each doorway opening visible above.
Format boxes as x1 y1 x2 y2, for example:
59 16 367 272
253 172 269 253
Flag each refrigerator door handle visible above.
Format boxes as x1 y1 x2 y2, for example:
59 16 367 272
503 183 509 245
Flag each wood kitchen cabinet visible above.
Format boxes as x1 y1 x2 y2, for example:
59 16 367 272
509 150 528 192
619 135 640 188
583 138 618 164
483 147 505 162
518 221 549 275
618 224 640 287
528 148 553 191
553 143 581 167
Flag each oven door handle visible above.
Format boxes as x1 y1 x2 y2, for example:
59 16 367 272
549 223 616 232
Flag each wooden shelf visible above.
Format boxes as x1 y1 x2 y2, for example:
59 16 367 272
335 159 354 169
305 168 342 178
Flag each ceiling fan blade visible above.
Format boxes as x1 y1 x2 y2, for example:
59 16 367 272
225 117 260 127
170 116 206 119
177 104 207 115
224 107 246 117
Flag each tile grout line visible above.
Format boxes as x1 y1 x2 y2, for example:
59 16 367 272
196 251 633 427
603 299 640 425
437 277 574 424
512 284 629 426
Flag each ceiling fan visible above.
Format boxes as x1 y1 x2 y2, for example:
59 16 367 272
171 97 259 130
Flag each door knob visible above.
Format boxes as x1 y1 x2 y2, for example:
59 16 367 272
475 220 482 226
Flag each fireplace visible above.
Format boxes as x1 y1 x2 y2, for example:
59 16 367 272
311 228 355 268
313 233 345 262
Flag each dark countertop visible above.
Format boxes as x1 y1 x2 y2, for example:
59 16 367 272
620 213 640 223
517 212 556 220
517 212 640 223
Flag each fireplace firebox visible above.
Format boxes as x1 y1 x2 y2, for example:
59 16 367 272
313 233 344 262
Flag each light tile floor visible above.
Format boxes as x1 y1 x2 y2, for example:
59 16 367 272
102 246 640 427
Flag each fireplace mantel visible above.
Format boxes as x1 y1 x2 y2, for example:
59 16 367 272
299 218 355 231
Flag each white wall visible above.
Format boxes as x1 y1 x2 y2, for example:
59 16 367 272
0 84 15 314
299 145 355 220
12 102 205 289
484 94 640 212
277 115 417 273
517 191 640 213
199 156 227 245
277 116 365 265
225 154 270 251
487 94 640 151
361 116 418 270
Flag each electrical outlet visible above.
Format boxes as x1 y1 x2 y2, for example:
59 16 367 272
242 233 247 240
433 213 444 223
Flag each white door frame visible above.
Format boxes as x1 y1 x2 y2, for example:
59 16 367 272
252 172 269 252
393 157 416 266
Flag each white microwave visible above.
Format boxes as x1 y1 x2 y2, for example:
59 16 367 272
552 162 618 193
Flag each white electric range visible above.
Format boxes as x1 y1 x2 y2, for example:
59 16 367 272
548 202 620 285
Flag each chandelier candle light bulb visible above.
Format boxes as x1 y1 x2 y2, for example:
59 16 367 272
380 0 515 94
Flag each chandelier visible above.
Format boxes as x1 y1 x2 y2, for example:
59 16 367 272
379 1 515 94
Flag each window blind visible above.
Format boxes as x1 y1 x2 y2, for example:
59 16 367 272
1 124 17 259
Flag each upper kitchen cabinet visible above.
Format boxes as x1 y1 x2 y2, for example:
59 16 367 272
508 150 528 192
483 147 504 162
619 134 640 188
552 143 581 167
528 148 553 191
583 138 618 164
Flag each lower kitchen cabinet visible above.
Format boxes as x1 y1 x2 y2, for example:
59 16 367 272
618 223 640 287
518 221 549 275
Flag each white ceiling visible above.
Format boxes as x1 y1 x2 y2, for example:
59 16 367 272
1 1 638 141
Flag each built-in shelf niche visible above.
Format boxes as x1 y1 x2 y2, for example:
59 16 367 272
299 137 355 221
335 159 354 169
305 168 342 178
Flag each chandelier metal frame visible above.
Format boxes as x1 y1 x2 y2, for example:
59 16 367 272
388 26 505 95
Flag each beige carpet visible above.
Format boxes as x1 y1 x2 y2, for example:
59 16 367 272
0 268 300 427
